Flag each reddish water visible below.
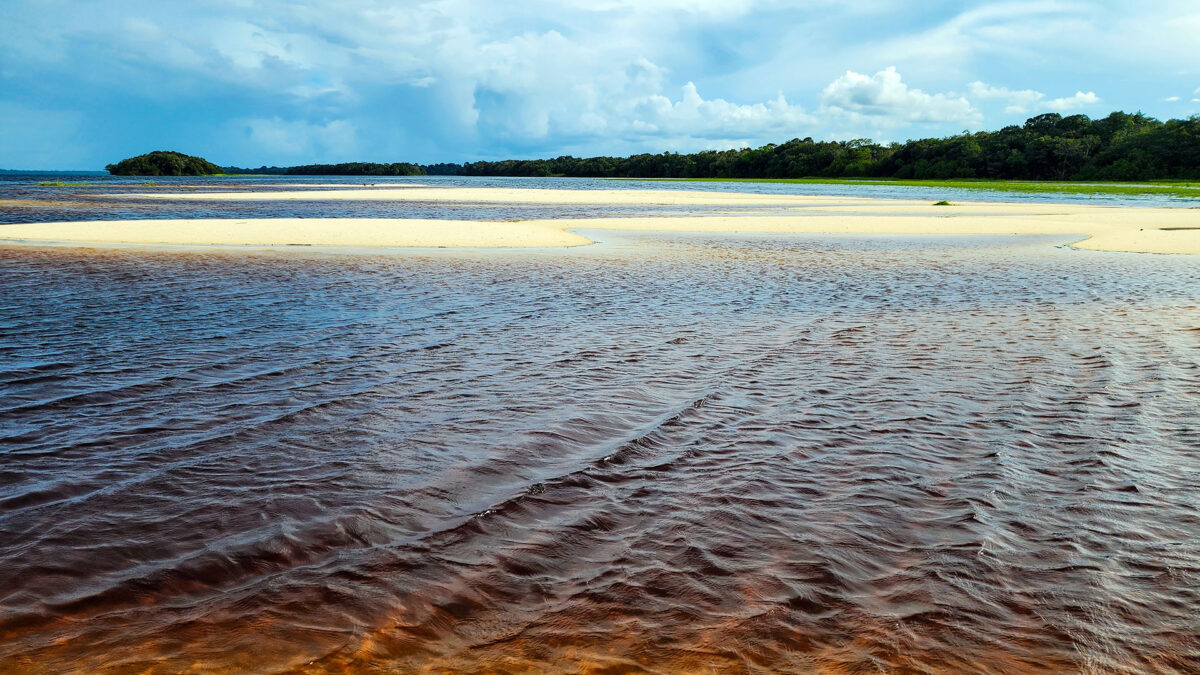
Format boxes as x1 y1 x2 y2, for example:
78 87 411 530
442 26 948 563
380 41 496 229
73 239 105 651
1 233 1198 673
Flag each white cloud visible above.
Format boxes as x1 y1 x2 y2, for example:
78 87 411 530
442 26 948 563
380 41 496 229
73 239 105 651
967 81 1104 116
819 67 979 126
4 0 1200 166
624 82 813 140
1045 91 1100 112
841 2 1096 83
967 81 1045 114
1164 96 1181 102
382 25 815 149
241 118 358 160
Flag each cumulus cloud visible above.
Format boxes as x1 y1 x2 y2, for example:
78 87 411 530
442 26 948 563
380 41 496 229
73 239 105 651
1045 91 1100 112
399 26 816 151
241 118 358 160
621 82 813 140
967 81 1103 116
967 81 1045 114
819 67 979 126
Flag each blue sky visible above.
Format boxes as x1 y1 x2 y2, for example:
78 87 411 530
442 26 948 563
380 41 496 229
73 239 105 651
2 0 1198 169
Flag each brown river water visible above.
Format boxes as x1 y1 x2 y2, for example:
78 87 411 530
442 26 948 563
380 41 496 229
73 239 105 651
1 231 1199 673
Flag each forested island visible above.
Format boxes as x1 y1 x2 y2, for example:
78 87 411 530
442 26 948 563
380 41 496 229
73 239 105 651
105 111 1199 181
103 155 435 177
106 151 224 176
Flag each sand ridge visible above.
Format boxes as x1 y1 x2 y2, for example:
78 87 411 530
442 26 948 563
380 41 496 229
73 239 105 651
107 186 912 206
0 218 591 248
3 186 1198 254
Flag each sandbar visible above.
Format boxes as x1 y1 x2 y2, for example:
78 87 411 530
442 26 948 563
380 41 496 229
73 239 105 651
0 218 590 248
2 186 1198 254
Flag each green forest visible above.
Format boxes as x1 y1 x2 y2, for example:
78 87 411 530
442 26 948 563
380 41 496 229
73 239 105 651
225 162 427 176
460 112 1200 180
106 111 1199 181
105 151 224 176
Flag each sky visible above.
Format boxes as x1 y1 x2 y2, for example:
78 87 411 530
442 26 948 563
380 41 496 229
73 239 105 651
1 0 1198 169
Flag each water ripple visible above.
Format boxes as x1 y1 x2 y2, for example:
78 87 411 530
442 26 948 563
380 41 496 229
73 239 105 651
1 233 1198 672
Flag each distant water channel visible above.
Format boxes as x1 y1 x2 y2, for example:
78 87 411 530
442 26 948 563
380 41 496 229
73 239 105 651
2 231 1198 672
1 173 1198 228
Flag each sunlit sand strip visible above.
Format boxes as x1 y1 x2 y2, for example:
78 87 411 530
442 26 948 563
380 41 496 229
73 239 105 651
3 210 1198 254
0 218 591 248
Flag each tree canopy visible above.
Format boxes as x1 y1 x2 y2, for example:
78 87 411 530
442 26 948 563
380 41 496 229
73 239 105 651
105 151 224 176
281 162 426 176
108 112 1200 181
459 112 1200 181
221 162 427 176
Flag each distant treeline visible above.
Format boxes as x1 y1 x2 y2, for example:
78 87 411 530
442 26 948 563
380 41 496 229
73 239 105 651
422 163 465 175
223 162 427 176
220 161 466 176
460 112 1200 181
106 111 1199 180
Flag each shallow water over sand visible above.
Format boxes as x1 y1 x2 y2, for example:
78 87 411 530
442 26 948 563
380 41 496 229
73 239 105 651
2 174 1198 226
1 233 1199 672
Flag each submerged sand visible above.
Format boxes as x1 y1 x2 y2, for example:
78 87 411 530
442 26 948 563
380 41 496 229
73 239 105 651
3 186 1199 254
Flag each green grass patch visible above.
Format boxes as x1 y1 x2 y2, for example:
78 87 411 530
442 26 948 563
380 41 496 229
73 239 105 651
933 200 953 206
35 180 90 187
631 177 1200 198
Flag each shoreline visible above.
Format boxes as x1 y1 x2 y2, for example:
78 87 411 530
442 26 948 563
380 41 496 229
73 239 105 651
627 176 1200 199
103 186 910 205
2 186 1198 254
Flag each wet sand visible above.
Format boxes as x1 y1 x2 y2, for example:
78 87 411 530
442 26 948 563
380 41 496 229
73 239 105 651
580 210 1200 255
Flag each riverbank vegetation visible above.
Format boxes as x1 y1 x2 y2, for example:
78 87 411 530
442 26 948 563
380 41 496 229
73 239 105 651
459 112 1200 182
657 177 1200 198
103 112 1199 190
